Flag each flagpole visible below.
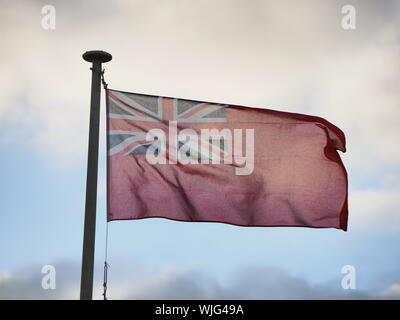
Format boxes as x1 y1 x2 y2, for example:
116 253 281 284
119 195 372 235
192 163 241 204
80 50 112 300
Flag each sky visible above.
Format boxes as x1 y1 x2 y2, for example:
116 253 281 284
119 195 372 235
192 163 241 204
0 0 399 299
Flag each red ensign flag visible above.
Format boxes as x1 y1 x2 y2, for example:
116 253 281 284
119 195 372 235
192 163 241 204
106 89 348 230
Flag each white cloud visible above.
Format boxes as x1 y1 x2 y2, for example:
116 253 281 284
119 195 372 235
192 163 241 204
378 283 400 299
0 0 399 233
0 0 399 173
349 187 400 233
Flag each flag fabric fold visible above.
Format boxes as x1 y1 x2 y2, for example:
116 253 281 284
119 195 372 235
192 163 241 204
106 89 348 230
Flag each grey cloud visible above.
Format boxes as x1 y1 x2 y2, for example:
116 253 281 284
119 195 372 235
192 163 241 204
1 261 398 300
0 261 79 299
129 266 372 300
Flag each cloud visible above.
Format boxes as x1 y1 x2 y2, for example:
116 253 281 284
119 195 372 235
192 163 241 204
349 187 400 233
1 261 398 300
378 283 400 299
0 261 79 299
0 0 398 303
0 0 399 173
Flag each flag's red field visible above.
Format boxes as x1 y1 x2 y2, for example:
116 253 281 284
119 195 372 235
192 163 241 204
106 89 348 230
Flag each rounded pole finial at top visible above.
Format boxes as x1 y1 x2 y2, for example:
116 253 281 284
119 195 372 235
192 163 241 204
82 50 112 63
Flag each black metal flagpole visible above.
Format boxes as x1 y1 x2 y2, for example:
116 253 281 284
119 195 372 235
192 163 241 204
80 50 112 300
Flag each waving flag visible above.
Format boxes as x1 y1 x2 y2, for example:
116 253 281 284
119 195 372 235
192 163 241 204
106 89 348 230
